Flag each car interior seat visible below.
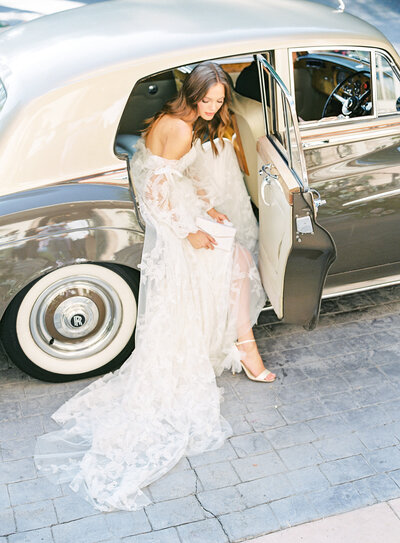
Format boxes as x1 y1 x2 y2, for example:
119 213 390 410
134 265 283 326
230 90 265 207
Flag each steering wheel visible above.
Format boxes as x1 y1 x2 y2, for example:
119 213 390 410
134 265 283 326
322 71 372 118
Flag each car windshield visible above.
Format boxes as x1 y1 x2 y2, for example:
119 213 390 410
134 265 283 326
292 49 372 124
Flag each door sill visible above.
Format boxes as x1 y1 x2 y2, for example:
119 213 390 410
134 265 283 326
260 273 400 312
322 275 400 299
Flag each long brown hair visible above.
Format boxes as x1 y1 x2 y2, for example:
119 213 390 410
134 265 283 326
143 62 232 155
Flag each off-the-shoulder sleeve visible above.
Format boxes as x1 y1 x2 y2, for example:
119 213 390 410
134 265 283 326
143 165 199 239
187 140 227 212
187 162 223 213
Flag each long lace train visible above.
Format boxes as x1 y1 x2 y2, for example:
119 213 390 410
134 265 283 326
34 137 266 511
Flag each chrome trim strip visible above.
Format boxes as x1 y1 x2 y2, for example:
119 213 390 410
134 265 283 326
322 276 400 299
0 226 144 250
283 99 293 171
298 115 378 132
342 188 400 207
377 111 400 119
302 139 330 148
371 49 378 118
257 54 308 188
301 126 400 148
257 58 269 136
0 184 134 219
301 118 400 140
125 156 146 231
377 48 400 86
71 168 128 184
57 168 128 185
260 275 400 312
374 48 400 118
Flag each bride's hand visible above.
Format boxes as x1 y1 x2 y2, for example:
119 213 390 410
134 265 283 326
207 208 229 223
187 230 217 250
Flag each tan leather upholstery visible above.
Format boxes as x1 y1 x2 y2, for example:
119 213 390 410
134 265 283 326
230 90 265 207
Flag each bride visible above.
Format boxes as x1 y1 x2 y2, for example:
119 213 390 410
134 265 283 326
34 61 275 512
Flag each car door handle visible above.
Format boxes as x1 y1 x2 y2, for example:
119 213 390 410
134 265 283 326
259 163 274 176
260 171 280 206
261 178 272 206
261 173 278 186
309 188 326 209
259 164 278 185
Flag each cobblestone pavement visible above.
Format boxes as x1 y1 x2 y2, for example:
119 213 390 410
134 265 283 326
1 285 400 542
0 2 399 542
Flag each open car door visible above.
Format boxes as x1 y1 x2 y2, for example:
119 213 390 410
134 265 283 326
256 55 336 330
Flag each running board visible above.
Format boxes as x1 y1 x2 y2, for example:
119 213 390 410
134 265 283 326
260 274 400 312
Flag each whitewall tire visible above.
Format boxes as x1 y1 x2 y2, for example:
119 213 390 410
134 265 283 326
1 263 139 382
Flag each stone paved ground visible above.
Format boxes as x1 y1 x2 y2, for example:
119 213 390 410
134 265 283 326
0 3 399 542
1 285 400 543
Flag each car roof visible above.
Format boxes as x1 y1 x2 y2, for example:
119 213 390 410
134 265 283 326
0 0 392 86
0 0 396 196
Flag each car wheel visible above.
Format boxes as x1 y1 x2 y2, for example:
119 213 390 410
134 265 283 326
0 263 139 382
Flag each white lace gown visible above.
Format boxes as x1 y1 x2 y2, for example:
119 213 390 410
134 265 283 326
34 137 266 512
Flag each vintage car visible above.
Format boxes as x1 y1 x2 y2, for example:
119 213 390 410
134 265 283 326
0 0 399 382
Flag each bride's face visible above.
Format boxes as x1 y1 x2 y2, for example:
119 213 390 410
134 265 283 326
197 82 225 121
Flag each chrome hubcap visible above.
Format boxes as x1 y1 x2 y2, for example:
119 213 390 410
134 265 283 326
30 275 122 359
53 296 99 339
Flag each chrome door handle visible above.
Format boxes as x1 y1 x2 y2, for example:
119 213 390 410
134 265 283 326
259 163 272 175
309 188 326 209
259 164 279 206
261 178 271 206
259 164 278 185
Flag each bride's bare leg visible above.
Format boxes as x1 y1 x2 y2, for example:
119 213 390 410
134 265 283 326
236 330 275 381
233 246 275 382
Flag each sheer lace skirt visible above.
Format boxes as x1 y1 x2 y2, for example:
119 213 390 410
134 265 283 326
34 138 266 512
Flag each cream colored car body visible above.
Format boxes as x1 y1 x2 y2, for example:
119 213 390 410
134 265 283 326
0 0 397 196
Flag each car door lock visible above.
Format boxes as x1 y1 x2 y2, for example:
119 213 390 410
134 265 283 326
259 163 278 185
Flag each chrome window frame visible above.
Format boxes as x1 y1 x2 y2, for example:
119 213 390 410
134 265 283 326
257 54 307 189
0 77 7 113
176 52 259 74
373 48 400 118
288 45 377 131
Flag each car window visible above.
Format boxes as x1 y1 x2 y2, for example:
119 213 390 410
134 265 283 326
292 49 373 124
118 71 177 135
117 54 259 138
115 53 269 169
259 60 304 185
375 52 400 115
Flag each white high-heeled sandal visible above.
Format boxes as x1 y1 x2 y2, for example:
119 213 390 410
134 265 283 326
234 339 276 383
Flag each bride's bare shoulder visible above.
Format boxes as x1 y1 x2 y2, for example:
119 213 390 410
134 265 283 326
151 115 193 160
